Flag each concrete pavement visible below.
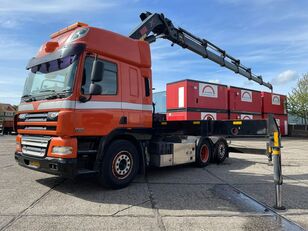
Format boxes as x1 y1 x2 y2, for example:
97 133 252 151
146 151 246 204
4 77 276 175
0 135 307 230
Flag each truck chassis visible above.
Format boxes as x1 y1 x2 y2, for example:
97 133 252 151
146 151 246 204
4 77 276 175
16 118 272 188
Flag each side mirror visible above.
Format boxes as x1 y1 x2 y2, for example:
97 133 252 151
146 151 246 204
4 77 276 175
90 60 104 82
89 83 102 95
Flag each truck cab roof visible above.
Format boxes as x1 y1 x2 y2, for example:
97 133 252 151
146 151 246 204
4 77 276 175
31 23 151 69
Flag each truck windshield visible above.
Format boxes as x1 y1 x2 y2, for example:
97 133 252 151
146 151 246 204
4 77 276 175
22 55 78 102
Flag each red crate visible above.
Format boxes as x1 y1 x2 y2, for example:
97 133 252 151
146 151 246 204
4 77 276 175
262 114 288 136
229 113 262 120
229 86 262 114
167 111 228 121
262 92 287 115
166 80 228 111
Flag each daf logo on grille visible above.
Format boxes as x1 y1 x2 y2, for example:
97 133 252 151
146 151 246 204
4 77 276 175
75 128 85 132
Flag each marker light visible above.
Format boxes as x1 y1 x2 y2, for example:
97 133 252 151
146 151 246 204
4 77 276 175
52 146 73 155
45 41 59 53
66 27 89 44
50 22 88 39
16 135 22 152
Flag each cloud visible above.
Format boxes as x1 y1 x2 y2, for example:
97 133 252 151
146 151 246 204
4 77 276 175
0 34 37 61
0 0 116 14
271 70 299 86
0 88 23 105
0 19 19 29
208 79 221 84
218 0 278 4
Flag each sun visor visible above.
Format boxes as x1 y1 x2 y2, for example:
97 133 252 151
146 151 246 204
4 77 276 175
26 43 86 69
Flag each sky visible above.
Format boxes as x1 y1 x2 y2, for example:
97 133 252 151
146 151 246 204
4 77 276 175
0 0 307 105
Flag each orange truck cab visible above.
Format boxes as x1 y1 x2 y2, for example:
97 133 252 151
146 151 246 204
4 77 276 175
15 23 155 186
15 14 273 189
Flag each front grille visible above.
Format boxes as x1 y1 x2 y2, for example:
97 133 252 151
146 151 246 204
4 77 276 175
23 126 56 131
25 113 48 122
21 135 51 157
17 112 58 132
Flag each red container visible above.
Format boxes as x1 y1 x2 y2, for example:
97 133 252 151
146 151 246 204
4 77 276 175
228 86 262 115
229 113 262 120
262 92 287 115
166 79 228 111
167 111 228 121
262 114 288 136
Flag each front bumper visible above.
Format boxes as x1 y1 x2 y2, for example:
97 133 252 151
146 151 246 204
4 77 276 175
15 152 78 178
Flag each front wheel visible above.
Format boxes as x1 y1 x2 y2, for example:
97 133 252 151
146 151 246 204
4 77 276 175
98 140 139 189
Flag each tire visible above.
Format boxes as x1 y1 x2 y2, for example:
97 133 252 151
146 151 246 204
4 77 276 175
195 138 213 167
213 138 228 164
98 140 139 189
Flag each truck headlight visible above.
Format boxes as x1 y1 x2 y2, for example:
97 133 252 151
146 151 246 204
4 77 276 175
47 112 59 121
52 146 73 155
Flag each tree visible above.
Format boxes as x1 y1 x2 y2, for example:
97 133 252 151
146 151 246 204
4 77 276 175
288 74 308 125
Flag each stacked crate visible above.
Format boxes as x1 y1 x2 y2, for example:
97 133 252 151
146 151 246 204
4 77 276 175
165 80 288 135
166 80 229 121
262 92 288 135
228 86 262 120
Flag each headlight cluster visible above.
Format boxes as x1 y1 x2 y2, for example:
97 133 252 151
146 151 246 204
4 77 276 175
47 112 59 121
18 114 27 120
52 146 73 155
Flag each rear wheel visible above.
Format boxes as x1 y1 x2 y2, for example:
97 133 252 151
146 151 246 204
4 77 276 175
196 138 213 167
98 140 139 189
213 138 228 164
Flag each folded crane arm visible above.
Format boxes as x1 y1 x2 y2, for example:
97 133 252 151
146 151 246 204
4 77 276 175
129 12 272 90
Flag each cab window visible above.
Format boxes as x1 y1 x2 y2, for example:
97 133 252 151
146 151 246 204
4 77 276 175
81 56 117 95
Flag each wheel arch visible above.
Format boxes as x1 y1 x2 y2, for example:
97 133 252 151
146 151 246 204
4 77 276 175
94 129 147 174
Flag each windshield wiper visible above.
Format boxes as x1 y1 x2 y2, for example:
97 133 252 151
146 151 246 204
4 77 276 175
22 94 36 102
44 89 72 100
39 89 56 93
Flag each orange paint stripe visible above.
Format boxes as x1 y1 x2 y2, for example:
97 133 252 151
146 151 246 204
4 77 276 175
17 122 57 126
17 130 56 136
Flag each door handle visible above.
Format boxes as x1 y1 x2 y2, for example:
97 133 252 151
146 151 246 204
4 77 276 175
119 116 127 124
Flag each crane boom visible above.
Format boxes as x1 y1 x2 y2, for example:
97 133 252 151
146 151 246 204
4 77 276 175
129 12 273 90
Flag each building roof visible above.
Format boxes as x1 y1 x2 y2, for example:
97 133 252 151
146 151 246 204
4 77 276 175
0 103 17 112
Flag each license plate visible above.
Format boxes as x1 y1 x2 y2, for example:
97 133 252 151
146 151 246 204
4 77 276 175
29 161 40 168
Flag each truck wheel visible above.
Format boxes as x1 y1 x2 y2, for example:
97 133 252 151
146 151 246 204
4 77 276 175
98 140 139 189
196 138 212 167
213 138 228 164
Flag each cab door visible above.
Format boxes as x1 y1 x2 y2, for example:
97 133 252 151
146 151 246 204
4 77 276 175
75 55 123 136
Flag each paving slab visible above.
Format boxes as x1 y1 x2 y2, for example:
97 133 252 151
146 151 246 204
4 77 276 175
0 215 14 230
150 183 271 216
234 182 308 215
1 136 308 230
6 215 159 231
26 179 154 217
284 214 308 230
0 180 61 215
147 165 223 184
206 158 275 184
162 216 288 231
0 164 62 215
206 158 304 185
0 154 14 169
